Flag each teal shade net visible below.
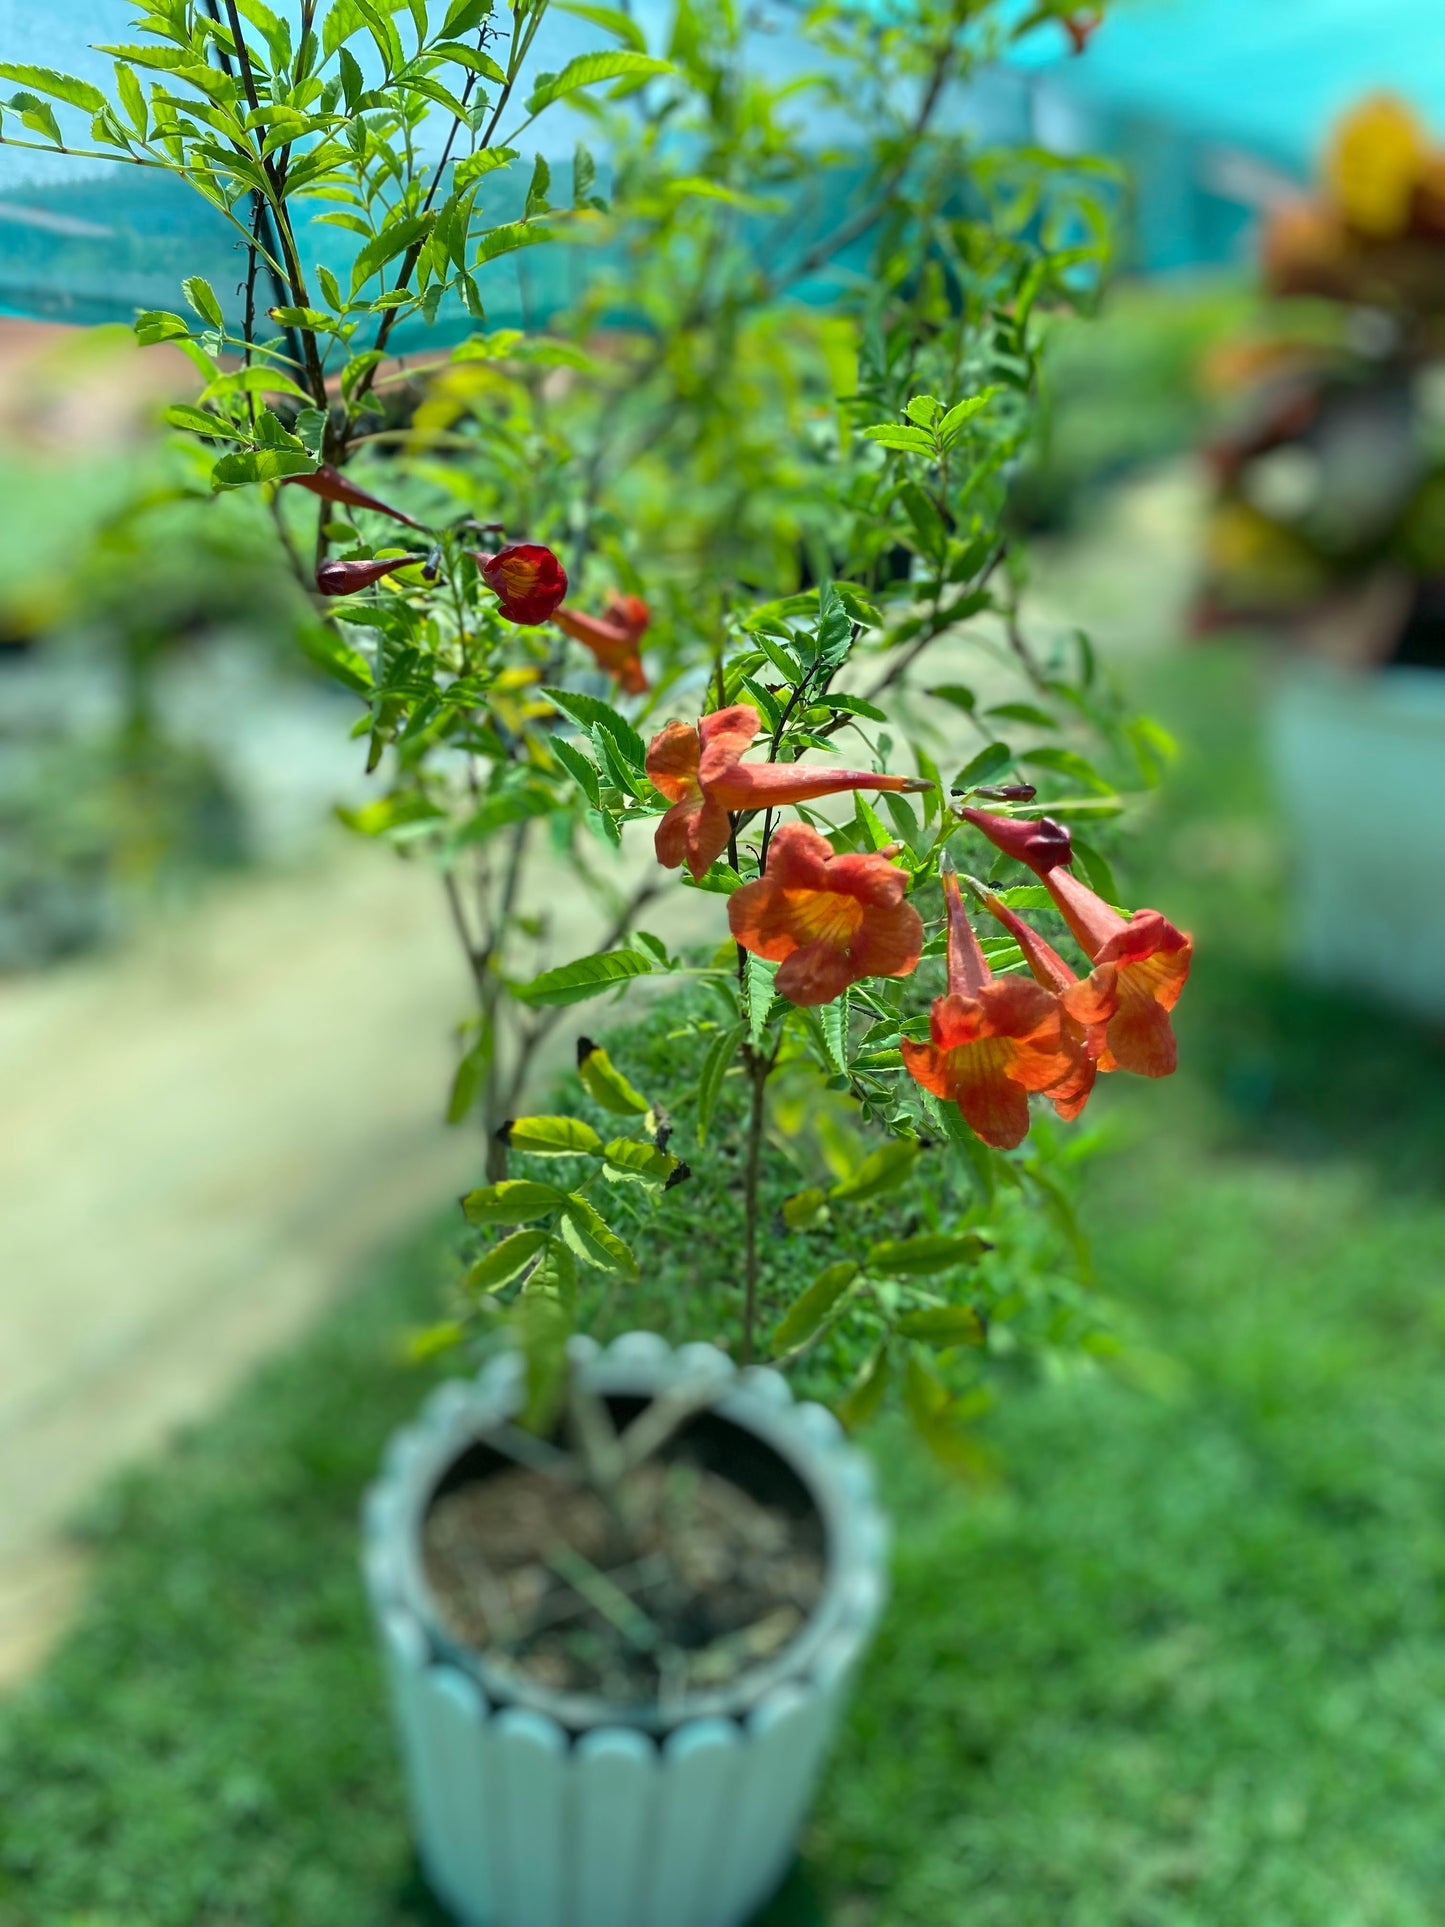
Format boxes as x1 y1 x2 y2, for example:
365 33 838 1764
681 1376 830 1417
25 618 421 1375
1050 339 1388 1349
1015 0 1445 173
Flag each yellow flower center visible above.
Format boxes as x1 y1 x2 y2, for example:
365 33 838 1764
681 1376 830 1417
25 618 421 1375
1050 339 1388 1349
784 887 865 950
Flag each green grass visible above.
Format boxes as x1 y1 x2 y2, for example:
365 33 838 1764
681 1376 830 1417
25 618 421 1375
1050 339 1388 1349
4 646 1445 1925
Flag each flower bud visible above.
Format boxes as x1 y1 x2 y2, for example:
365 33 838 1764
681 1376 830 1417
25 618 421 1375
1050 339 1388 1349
475 543 568 625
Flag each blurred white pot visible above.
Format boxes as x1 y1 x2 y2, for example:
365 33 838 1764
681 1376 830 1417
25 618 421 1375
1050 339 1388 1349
1269 662 1445 1019
362 1332 889 1927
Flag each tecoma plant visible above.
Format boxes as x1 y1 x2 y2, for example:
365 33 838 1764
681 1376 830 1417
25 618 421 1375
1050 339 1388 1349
6 0 1195 1456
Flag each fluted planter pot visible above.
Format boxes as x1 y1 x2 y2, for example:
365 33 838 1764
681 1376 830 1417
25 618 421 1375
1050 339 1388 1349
362 1331 889 1927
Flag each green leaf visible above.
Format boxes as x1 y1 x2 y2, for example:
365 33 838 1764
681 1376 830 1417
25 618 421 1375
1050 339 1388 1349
446 1023 493 1125
865 1232 988 1276
540 687 646 773
351 210 434 293
554 1 648 50
897 479 947 561
837 1341 891 1430
184 273 225 329
453 146 518 189
461 1179 568 1225
985 701 1057 729
904 393 943 428
211 448 318 489
500 1116 604 1157
1019 745 1115 795
513 949 654 1009
526 1237 577 1303
443 0 494 32
269 305 342 335
202 365 314 402
601 1138 677 1189
517 1290 570 1432
830 1137 919 1203
929 682 976 715
549 733 601 807
297 621 372 695
161 403 226 437
474 219 555 265
781 1186 828 1231
936 387 1001 444
468 1227 548 1293
696 1021 743 1146
577 1039 650 1116
770 1261 859 1355
559 1196 637 1276
525 49 672 114
134 310 190 346
335 791 443 836
896 1304 987 1346
1070 836 1119 905
0 63 107 113
954 742 1013 790
862 423 935 454
746 953 779 1048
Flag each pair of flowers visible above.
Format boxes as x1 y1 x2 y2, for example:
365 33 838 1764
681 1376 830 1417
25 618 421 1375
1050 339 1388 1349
645 706 1191 1149
298 468 650 691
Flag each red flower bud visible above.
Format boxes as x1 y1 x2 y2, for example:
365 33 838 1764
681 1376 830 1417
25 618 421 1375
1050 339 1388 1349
316 555 418 596
957 807 1072 875
475 543 568 625
287 464 427 531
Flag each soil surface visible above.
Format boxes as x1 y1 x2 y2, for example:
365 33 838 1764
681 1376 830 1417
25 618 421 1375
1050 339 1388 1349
422 1455 826 1709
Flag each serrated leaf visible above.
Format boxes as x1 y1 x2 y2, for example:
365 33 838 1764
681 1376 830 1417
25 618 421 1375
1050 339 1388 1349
865 1232 988 1276
936 387 1001 444
577 1039 650 1116
559 1196 637 1276
601 1138 677 1188
746 953 779 1048
162 403 226 437
182 275 224 328
468 1227 548 1293
554 1 648 49
135 310 190 346
896 1304 987 1345
771 1261 859 1355
351 209 433 294
830 1136 919 1203
517 1290 569 1432
540 687 646 772
904 393 943 428
211 448 318 489
513 949 653 1008
461 1179 568 1225
500 1116 604 1157
0 63 106 113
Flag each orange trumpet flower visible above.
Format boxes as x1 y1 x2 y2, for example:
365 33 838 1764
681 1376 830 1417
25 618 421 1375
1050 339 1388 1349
1040 867 1193 1078
645 705 933 880
900 868 1072 1150
728 822 924 1007
555 591 651 694
977 886 1112 1122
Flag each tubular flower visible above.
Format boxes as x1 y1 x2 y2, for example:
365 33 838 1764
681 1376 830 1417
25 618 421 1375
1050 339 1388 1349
555 591 651 695
645 705 933 880
900 869 1072 1150
475 543 568 625
979 888 1112 1122
1040 866 1193 1078
728 822 924 1007
316 554 420 595
286 464 427 531
957 806 1073 875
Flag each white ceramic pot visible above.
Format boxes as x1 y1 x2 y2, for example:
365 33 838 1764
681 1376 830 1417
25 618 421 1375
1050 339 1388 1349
362 1331 889 1927
1269 662 1445 1021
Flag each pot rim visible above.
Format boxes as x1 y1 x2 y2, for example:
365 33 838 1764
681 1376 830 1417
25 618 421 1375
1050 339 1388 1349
368 1335 886 1738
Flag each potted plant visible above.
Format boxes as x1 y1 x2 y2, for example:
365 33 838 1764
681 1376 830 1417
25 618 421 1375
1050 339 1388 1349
8 1 1198 1917
1198 92 1445 1018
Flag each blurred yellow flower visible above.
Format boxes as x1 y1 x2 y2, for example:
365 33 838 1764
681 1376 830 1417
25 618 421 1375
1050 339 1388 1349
1326 93 1427 238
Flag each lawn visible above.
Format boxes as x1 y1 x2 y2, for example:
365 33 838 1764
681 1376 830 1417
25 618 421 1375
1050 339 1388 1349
3 645 1444 1926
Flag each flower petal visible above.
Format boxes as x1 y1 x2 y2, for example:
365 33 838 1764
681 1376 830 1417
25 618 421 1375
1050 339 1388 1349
681 798 733 879
697 705 760 761
645 720 701 802
775 941 861 1006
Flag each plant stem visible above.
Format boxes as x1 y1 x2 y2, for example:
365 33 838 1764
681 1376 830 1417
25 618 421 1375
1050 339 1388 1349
740 1048 769 1364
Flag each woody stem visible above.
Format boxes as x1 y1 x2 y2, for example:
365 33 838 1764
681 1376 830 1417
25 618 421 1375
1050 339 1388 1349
740 1048 769 1366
